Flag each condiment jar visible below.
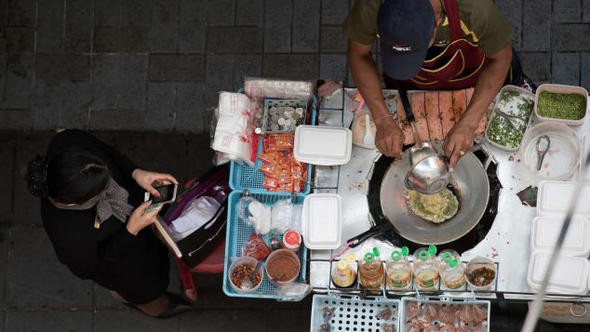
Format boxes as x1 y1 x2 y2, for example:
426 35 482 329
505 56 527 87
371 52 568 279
386 246 412 290
466 256 496 291
331 259 357 288
358 247 384 292
438 249 460 271
282 230 301 252
440 258 466 289
413 245 439 290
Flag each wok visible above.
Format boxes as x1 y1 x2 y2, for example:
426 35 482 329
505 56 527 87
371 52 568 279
350 143 489 246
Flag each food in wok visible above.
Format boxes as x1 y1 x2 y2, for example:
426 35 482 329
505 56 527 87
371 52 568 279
406 188 459 223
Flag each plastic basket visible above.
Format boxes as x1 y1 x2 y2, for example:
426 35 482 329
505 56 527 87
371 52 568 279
222 190 308 299
229 102 317 194
310 295 400 332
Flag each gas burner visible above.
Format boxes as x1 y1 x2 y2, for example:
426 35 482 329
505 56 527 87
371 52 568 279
367 146 501 254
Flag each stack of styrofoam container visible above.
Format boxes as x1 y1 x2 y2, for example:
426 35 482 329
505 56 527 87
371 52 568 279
527 181 590 295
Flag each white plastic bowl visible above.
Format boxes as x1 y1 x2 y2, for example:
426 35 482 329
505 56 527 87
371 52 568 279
519 122 579 181
228 256 264 294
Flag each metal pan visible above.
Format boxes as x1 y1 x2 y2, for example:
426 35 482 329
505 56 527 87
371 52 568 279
349 142 489 246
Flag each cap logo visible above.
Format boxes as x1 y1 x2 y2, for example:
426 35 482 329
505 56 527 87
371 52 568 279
392 43 412 52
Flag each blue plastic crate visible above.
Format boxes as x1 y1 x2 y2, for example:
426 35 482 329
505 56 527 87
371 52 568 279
223 190 308 300
229 100 317 194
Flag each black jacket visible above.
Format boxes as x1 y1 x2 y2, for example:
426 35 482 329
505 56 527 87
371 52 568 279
41 130 169 304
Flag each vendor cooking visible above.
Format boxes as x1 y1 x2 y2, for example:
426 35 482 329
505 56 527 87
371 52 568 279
345 0 528 169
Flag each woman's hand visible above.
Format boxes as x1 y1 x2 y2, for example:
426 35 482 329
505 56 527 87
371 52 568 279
126 200 159 236
132 168 178 198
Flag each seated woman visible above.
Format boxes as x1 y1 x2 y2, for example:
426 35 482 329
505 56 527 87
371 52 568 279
26 129 190 318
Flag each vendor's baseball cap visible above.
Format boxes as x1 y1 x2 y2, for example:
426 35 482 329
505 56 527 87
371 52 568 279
378 0 435 80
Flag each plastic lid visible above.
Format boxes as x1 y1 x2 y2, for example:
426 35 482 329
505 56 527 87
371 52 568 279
537 181 590 217
364 252 375 263
391 251 402 261
428 245 437 255
337 260 349 270
344 253 356 263
373 247 380 257
401 246 409 256
440 252 453 263
301 193 342 249
527 251 589 295
294 125 352 166
449 259 458 268
417 250 429 261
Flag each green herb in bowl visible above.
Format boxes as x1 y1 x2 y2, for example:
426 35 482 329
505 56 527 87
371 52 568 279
537 91 586 120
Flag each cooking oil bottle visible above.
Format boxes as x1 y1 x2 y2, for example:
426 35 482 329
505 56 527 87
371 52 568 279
386 246 412 290
413 245 439 290
358 247 384 293
331 258 357 288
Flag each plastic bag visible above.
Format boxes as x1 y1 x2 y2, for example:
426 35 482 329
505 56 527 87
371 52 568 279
242 233 271 261
276 282 312 302
169 196 221 241
237 194 271 235
271 199 303 234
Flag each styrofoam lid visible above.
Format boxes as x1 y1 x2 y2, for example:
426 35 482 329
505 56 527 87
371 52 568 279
301 193 342 249
526 251 589 295
530 215 590 256
294 125 352 165
537 181 590 217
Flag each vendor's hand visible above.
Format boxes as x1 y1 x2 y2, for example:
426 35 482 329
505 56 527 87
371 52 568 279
126 200 159 236
374 116 405 158
132 168 178 198
443 120 477 171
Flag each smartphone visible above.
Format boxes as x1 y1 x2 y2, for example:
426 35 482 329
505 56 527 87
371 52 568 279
144 183 178 211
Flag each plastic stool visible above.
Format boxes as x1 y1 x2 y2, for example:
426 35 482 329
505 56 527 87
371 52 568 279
175 239 226 301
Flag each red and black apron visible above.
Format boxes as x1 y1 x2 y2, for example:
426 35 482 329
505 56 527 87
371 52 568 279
385 0 486 90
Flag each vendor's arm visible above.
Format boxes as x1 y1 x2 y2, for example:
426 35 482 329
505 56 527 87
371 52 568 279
443 44 512 169
348 39 405 158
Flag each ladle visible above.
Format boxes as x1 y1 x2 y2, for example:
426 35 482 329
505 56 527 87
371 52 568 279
399 89 451 194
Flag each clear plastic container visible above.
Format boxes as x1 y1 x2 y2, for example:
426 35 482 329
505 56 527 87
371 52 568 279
331 259 357 289
386 247 412 290
413 245 439 290
485 85 535 151
465 256 496 291
534 83 588 126
228 256 264 294
358 248 384 293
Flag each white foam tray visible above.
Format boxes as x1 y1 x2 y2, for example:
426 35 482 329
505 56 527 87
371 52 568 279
536 180 590 217
527 251 589 295
301 193 342 250
530 215 590 257
294 125 352 166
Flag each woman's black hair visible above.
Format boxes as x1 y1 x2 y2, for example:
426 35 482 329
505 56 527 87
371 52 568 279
26 148 110 204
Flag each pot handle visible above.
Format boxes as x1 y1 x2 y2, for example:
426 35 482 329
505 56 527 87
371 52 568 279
347 223 391 248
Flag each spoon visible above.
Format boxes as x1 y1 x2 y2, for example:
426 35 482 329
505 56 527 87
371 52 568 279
241 260 262 290
495 110 526 130
536 135 551 171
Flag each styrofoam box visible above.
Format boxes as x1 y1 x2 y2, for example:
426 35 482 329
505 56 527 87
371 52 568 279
527 251 589 295
534 83 588 126
294 125 352 166
530 215 590 257
301 193 342 249
536 181 590 217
